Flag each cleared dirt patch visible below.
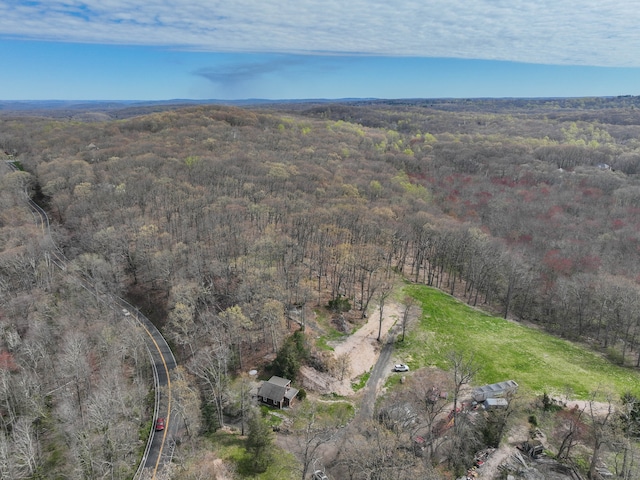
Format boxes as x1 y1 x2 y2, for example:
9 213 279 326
300 302 403 396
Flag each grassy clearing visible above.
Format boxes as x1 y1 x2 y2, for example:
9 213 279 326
278 397 355 426
384 373 405 390
315 399 355 424
315 329 345 351
207 429 297 480
259 406 285 426
313 308 347 351
352 371 371 391
399 284 640 399
320 392 347 400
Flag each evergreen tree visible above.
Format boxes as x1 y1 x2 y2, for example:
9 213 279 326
272 330 309 380
246 409 274 473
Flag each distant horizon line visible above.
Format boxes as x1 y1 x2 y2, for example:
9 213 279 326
2 95 638 103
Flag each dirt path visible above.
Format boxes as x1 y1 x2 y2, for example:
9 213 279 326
328 302 403 396
300 302 404 476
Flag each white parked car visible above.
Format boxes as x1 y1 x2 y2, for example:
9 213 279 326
312 470 329 480
393 364 410 372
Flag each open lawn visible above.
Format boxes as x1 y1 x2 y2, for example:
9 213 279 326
206 429 297 480
400 284 640 399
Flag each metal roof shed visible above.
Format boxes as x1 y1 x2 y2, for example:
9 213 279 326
472 380 518 402
483 398 509 409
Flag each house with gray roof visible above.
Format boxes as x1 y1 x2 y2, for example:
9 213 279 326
257 376 299 409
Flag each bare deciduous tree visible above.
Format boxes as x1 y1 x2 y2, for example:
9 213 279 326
289 402 340 480
400 295 417 342
12 416 40 478
376 281 393 342
448 350 479 422
587 391 615 480
188 337 231 430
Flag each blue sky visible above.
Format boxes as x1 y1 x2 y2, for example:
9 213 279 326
1 0 640 100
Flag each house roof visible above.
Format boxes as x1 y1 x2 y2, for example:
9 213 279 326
284 387 299 401
267 376 291 387
258 376 293 403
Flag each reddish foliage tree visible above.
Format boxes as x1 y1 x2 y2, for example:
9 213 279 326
0 351 19 372
543 249 574 277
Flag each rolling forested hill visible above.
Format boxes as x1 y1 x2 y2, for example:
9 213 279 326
3 97 640 478
6 98 640 350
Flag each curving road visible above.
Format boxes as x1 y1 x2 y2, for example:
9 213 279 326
5 161 177 479
121 298 178 479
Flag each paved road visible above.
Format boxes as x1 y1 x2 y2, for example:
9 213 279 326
6 161 177 479
119 300 177 479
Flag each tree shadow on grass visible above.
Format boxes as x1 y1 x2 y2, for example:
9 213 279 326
209 430 271 476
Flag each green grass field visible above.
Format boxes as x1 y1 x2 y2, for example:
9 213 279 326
399 284 640 399
206 429 297 480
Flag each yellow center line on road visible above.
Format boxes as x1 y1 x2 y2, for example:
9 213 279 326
13 158 174 479
137 317 172 480
11 159 173 479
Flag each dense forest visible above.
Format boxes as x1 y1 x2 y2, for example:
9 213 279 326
3 97 640 478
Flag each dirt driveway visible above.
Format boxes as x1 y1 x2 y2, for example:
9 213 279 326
330 302 402 396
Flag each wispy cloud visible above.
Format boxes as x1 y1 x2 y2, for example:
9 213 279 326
194 57 309 86
1 0 640 67
192 55 343 96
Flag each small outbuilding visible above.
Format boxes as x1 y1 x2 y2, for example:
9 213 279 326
257 376 299 409
483 398 508 409
472 380 518 402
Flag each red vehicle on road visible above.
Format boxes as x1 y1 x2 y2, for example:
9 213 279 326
155 417 165 431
